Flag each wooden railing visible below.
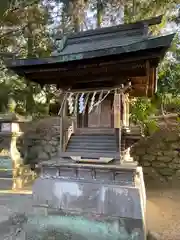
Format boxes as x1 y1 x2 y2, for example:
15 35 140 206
62 117 76 151
58 92 78 152
59 93 68 152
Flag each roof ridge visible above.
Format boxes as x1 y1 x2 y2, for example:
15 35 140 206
56 15 163 41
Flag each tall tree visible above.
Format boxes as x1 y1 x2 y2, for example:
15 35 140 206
0 0 55 116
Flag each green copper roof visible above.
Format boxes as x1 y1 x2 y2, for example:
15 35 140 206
6 16 168 68
4 15 175 89
6 34 175 69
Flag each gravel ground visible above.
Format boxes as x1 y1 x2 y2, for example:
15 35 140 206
0 193 33 221
0 189 179 239
147 188 180 240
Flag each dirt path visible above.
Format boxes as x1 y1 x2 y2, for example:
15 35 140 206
147 188 180 240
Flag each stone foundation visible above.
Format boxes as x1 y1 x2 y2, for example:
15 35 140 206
18 117 180 185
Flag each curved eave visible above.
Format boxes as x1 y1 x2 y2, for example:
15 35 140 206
7 34 175 94
6 34 175 68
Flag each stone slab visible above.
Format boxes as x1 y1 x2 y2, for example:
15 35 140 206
32 177 144 220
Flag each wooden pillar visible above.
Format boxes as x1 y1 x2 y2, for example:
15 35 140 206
126 93 133 161
125 94 130 127
114 90 122 163
111 94 114 128
75 94 80 128
82 103 89 127
122 93 126 127
59 116 63 152
121 93 127 162
121 93 130 128
114 91 121 129
123 93 134 163
97 99 101 127
121 93 129 128
59 93 67 152
148 67 157 97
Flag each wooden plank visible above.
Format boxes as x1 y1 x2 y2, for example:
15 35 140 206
59 151 120 159
40 158 138 170
70 156 114 164
27 65 146 81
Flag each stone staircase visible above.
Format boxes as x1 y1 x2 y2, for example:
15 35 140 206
67 134 118 153
59 128 120 162
59 127 142 163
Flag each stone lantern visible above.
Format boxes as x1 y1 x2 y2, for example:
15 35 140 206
0 113 30 190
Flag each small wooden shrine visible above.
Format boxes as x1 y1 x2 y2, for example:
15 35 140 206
4 16 175 240
6 15 175 164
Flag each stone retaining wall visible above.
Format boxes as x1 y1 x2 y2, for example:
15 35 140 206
131 126 180 185
19 117 180 185
19 117 62 165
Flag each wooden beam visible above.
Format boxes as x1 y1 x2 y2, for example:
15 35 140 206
131 76 147 84
26 61 146 79
26 68 146 88
19 47 164 74
65 83 131 94
71 82 120 91
23 55 153 76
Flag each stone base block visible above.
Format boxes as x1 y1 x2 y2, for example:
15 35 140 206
31 164 147 239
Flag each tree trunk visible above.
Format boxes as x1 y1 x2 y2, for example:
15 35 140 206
96 0 103 27
72 0 81 32
26 8 35 115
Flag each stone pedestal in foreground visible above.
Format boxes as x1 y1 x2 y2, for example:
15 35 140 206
30 159 147 239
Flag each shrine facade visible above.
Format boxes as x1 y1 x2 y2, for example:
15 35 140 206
4 16 175 240
6 15 175 164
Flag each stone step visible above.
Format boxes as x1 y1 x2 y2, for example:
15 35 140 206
70 136 116 142
67 148 117 153
75 128 115 135
68 141 116 149
67 147 117 152
59 151 120 159
69 137 116 146
67 147 120 151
